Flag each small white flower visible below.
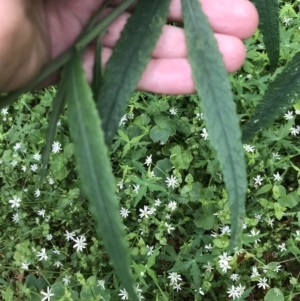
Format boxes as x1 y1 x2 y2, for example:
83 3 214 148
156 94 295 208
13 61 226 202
144 155 152 166
248 228 261 243
200 128 209 140
13 143 22 151
219 252 233 263
219 260 231 273
120 207 130 218
230 274 239 281
21 165 26 172
284 111 294 120
48 177 54 185
296 110 300 115
117 179 124 189
274 264 281 273
266 217 275 228
133 184 140 194
31 164 38 172
97 280 105 290
36 248 48 261
197 288 205 295
8 195 21 208
282 17 293 26
53 261 63 268
46 234 53 241
220 225 231 236
168 272 182 284
139 206 151 219
118 288 128 300
154 199 161 206
165 222 175 234
64 230 76 241
41 286 54 301
203 262 214 272
205 244 213 251
21 261 29 270
255 213 262 222
253 175 263 186
218 252 233 273
62 275 71 286
127 112 134 120
119 114 128 127
262 265 269 273
33 152 41 161
273 172 282 182
52 141 62 154
272 152 280 160
227 285 241 299
146 245 154 256
38 209 46 218
278 243 286 252
243 144 255 153
12 212 20 223
173 282 182 292
166 175 178 189
149 207 156 215
53 248 60 255
251 266 260 278
11 160 18 167
1 108 8 115
72 235 87 252
167 200 177 211
290 127 300 136
34 189 41 198
257 277 269 289
169 107 178 116
195 112 203 120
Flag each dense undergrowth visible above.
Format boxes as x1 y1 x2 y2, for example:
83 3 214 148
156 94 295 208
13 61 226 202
2 0 300 300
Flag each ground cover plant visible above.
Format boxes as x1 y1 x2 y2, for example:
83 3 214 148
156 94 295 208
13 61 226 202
2 0 300 300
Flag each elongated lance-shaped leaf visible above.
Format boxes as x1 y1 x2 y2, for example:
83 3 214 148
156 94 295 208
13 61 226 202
242 50 300 142
181 0 247 248
64 51 138 301
92 35 103 100
251 0 279 72
97 0 172 146
39 81 67 186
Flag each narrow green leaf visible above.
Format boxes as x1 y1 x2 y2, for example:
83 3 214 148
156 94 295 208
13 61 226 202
181 0 247 248
39 82 66 186
64 51 138 301
251 0 279 72
92 36 103 99
97 0 172 146
242 50 300 142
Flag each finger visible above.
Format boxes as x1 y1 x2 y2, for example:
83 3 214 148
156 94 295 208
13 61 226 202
136 35 246 94
103 16 245 60
168 0 259 40
83 34 245 95
102 13 187 58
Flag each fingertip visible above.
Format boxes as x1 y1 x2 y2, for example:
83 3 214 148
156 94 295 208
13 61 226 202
217 34 246 72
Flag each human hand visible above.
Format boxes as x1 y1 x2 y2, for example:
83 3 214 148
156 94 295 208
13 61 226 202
0 0 258 94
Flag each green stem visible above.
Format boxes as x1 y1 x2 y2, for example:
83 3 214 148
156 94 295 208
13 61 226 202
0 0 137 109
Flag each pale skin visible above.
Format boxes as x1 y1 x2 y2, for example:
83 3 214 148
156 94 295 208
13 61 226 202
0 0 258 94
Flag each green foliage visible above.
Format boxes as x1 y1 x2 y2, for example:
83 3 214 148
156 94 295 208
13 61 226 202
97 0 172 146
3 0 300 301
242 50 300 142
64 50 138 301
251 0 280 71
182 0 247 247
